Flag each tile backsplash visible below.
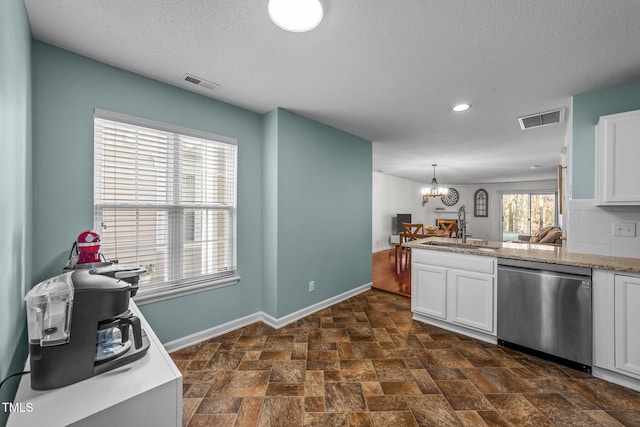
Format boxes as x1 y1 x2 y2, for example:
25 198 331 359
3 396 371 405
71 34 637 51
567 199 640 258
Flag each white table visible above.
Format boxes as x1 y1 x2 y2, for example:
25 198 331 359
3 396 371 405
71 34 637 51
8 302 182 427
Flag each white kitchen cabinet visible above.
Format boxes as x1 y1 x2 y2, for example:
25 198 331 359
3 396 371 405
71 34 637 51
615 274 640 377
592 269 640 392
595 109 640 205
412 263 447 320
411 248 497 343
450 269 494 333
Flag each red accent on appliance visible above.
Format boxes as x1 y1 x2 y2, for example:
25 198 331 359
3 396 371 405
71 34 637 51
76 230 102 264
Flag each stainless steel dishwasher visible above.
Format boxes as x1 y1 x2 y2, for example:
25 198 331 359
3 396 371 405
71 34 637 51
497 258 592 372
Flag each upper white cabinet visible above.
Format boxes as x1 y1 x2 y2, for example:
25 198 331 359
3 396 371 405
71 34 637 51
595 109 640 205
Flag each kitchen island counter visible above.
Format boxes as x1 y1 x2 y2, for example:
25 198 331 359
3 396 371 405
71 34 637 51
404 237 640 274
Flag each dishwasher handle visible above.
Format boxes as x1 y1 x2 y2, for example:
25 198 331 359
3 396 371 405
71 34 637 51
497 257 591 277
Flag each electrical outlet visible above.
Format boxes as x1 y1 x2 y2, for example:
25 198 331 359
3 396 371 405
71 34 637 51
309 280 315 292
614 221 636 237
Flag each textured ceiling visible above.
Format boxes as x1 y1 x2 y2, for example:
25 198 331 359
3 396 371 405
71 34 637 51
24 0 640 184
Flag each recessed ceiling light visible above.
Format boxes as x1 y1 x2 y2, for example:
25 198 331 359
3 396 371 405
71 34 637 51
530 165 543 169
452 104 471 112
268 0 324 32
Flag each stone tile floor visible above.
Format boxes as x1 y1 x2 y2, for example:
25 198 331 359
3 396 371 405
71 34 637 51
170 289 640 426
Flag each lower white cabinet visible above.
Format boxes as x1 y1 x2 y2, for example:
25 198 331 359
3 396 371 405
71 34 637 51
412 263 447 319
450 269 494 333
411 248 496 342
593 269 640 391
614 274 640 377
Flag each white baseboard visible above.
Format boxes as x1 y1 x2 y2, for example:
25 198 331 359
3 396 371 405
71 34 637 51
592 366 640 392
260 282 372 329
163 283 372 353
372 247 391 253
163 311 264 353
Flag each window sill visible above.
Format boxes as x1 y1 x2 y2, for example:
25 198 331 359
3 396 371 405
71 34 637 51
133 275 240 305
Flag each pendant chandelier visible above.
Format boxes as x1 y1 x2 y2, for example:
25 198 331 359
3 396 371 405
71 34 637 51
421 164 448 206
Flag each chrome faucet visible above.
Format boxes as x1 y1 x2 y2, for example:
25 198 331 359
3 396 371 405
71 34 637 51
458 205 470 243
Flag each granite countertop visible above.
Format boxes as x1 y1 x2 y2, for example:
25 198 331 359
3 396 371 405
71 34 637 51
404 237 640 274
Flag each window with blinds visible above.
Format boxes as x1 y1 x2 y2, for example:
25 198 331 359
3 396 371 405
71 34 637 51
94 109 238 302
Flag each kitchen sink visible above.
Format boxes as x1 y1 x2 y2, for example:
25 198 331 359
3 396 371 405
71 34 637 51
421 241 497 253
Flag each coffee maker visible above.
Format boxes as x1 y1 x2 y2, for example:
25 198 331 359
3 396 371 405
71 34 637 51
25 269 150 390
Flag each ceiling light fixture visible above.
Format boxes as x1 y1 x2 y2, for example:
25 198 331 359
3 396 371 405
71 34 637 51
453 104 471 112
421 164 449 206
268 0 324 32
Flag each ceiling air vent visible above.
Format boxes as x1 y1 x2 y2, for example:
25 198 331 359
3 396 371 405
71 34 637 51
518 108 564 130
183 73 220 90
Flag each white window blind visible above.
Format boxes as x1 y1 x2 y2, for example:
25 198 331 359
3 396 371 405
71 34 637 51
93 109 238 302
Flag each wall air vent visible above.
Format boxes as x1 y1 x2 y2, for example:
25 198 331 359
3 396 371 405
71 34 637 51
518 108 564 130
183 73 220 90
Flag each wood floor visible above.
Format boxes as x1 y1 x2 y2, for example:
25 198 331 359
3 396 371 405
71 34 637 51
371 248 412 297
170 266 640 426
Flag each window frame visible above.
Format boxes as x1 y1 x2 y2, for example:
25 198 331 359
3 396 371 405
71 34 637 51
498 190 558 242
93 109 239 304
474 188 489 217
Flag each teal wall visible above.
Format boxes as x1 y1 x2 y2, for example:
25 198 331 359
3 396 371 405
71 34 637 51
0 0 31 422
30 42 372 342
31 41 265 343
262 109 279 316
572 80 640 199
273 109 372 317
